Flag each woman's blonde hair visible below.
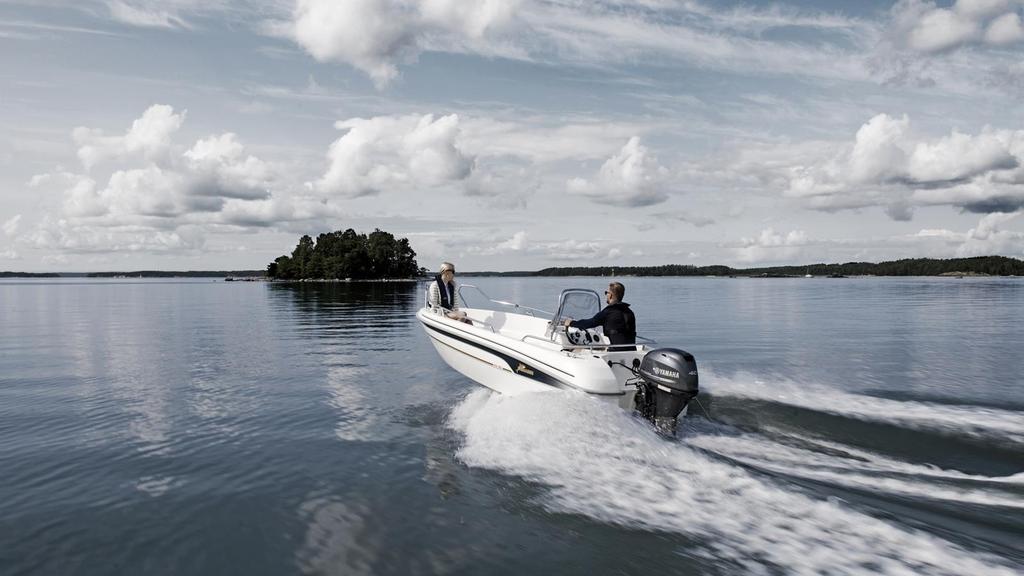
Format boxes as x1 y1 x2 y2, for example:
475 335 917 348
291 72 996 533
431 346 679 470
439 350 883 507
439 262 455 274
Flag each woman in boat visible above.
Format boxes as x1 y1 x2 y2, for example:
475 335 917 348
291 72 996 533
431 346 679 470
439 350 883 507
428 262 471 323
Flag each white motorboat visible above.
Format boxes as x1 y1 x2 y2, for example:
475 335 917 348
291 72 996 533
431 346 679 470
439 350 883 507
417 285 700 434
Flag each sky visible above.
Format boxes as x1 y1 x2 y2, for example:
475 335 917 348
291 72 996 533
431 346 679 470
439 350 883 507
2 0 1024 272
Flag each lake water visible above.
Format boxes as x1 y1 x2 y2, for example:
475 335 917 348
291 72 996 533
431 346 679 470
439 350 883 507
1 277 1022 575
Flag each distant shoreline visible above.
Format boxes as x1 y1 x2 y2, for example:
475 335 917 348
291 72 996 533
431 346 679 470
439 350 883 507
3 255 1023 278
2 273 1020 280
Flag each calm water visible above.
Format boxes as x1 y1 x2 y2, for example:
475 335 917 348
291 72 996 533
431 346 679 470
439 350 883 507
1 277 1022 575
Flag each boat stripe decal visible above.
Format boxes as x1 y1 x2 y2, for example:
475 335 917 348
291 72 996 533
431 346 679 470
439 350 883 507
420 316 573 377
423 322 570 389
426 333 511 373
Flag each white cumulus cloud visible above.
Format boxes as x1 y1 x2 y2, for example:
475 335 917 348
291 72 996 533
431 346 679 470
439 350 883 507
313 113 474 197
184 133 273 200
785 113 1024 217
291 0 518 87
986 11 1024 43
959 210 1024 255
73 104 185 170
913 211 1024 256
889 0 1024 53
735 228 809 264
466 231 613 261
23 104 334 256
567 137 671 207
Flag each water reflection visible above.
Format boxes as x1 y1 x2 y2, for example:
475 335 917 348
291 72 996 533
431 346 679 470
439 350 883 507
267 281 419 311
267 282 421 445
296 494 379 576
267 282 419 345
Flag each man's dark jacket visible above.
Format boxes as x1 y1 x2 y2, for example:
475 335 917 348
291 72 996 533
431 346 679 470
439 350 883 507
569 302 636 346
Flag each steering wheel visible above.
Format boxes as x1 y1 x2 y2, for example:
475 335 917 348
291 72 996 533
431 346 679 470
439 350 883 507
565 325 589 346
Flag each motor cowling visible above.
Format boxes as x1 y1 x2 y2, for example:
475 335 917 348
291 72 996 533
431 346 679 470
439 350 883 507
634 348 699 436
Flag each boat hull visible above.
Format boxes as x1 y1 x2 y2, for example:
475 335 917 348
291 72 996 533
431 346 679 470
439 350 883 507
417 308 636 408
422 319 553 395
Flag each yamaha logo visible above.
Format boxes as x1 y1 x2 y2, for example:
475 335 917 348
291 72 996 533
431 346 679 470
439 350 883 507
653 365 679 379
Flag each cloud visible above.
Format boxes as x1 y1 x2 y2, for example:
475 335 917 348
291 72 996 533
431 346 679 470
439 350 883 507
785 113 1024 217
3 214 21 237
23 104 331 256
958 210 1024 255
312 113 474 197
27 173 51 187
734 228 808 264
848 113 911 184
292 0 417 87
907 4 980 52
909 175 1024 213
218 196 337 229
885 201 916 221
914 211 1024 256
869 1 1024 88
184 133 273 200
567 137 671 207
888 0 1024 53
650 211 716 228
0 248 19 260
494 230 527 253
73 104 185 170
539 238 609 261
286 0 873 87
466 231 612 261
88 165 191 218
22 217 208 254
61 176 104 218
420 0 517 38
107 1 190 29
463 163 538 209
464 230 528 256
987 11 1024 42
458 116 650 163
291 0 519 87
907 126 1018 183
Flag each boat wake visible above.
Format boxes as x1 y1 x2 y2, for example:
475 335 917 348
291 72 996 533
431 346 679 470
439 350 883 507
703 372 1024 449
447 380 1023 575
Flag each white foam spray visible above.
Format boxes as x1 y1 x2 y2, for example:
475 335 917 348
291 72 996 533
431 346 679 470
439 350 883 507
705 372 1024 447
449 389 1018 576
687 428 1024 509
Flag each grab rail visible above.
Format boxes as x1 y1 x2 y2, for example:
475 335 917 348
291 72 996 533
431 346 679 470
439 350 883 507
457 284 552 317
561 343 651 352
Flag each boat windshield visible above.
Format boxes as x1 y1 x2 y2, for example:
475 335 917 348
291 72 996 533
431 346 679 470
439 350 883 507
553 289 601 326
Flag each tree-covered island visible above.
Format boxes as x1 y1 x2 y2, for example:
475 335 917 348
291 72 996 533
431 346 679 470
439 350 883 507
267 228 419 280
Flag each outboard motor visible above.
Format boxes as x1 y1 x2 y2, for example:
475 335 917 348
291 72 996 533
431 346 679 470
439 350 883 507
634 348 699 436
